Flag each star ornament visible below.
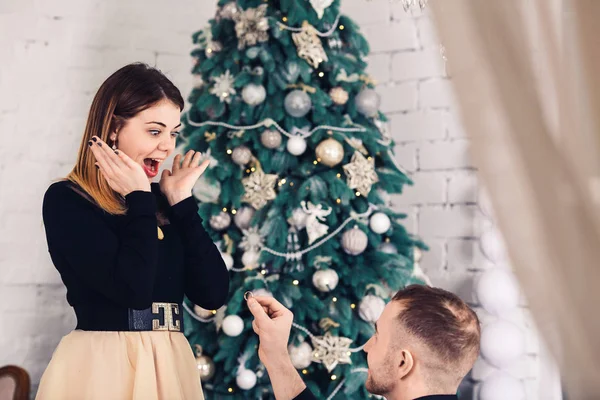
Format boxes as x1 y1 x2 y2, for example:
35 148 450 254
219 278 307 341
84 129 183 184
311 332 353 372
242 169 278 209
343 151 379 195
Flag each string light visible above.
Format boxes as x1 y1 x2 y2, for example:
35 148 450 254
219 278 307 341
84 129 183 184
212 310 217 315
222 207 227 212
228 388 234 393
336 173 341 178
331 374 338 380
302 369 308 375
336 198 341 204
231 209 237 215
313 160 318 165
293 280 299 285
356 191 361 196
226 149 233 154
339 25 344 30
351 304 356 309
332 297 338 302
282 16 288 22
318 72 324 77
261 269 267 275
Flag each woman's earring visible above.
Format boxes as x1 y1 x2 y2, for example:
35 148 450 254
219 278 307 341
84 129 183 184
112 143 117 151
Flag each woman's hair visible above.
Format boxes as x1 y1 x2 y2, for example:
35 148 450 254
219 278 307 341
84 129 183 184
65 63 184 215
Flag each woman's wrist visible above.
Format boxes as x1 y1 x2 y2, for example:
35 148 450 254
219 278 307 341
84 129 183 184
166 191 192 206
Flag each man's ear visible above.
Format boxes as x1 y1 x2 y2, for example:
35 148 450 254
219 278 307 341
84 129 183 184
398 349 414 379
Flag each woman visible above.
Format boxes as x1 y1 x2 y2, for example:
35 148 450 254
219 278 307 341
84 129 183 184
37 63 229 400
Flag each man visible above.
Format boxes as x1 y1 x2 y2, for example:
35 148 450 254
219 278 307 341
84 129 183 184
247 284 480 400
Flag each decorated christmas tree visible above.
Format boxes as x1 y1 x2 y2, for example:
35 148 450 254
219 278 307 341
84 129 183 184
179 0 428 398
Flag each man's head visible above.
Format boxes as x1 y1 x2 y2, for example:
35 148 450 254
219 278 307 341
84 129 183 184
363 285 480 399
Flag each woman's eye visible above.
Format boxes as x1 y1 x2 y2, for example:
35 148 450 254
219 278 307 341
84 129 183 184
171 131 180 137
149 130 161 136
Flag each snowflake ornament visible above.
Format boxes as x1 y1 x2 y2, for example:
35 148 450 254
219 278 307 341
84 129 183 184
240 226 265 253
343 151 379 195
242 169 278 210
233 4 270 49
292 22 328 68
311 332 353 372
210 70 236 103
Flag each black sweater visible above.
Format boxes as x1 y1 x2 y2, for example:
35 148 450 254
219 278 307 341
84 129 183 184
42 180 229 331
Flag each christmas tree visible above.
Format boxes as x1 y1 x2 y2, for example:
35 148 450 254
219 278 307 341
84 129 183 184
179 0 428 398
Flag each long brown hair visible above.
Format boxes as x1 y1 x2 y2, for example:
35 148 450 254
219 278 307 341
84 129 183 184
65 63 184 215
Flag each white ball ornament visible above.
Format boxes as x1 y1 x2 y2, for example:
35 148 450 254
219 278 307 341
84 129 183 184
222 315 244 337
236 369 257 390
232 145 253 166
234 206 255 230
220 252 234 270
242 84 266 106
479 372 526 400
358 295 386 323
209 212 231 231
312 269 339 292
287 136 307 156
480 320 525 368
377 242 398 254
252 288 273 298
288 342 313 369
369 212 391 234
341 227 369 255
242 250 260 269
284 90 312 118
475 268 520 316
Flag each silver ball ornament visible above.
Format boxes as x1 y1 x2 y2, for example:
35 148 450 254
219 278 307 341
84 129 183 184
315 138 344 167
284 90 312 118
242 250 260 269
234 206 255 230
232 145 253 166
355 88 381 117
209 211 231 231
260 129 282 149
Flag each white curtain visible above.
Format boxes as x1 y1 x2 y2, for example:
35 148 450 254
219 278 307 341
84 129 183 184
429 0 600 397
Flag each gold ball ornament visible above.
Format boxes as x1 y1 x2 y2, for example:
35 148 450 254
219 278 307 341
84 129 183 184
315 138 344 167
194 345 215 382
260 129 282 149
329 87 349 105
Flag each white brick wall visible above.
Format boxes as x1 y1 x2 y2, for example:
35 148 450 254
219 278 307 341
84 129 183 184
0 0 549 398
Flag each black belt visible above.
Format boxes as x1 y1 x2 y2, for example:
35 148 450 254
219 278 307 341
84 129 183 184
128 302 184 332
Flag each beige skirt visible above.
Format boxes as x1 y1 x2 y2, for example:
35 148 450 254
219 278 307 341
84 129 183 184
36 330 205 400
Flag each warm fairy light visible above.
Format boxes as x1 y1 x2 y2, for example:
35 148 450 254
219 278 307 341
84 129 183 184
290 182 294 186
339 25 345 30
336 198 341 204
282 16 288 22
246 169 250 173
261 269 267 275
206 48 212 54
222 207 227 212
227 149 233 154
356 191 361 196
302 369 308 375
336 173 341 178
332 297 338 302
313 160 318 165
251 167 256 172
318 72 324 77
293 280 299 285
231 209 237 215
351 303 356 309
212 310 217 315
368 156 372 160
228 388 234 393
331 374 337 380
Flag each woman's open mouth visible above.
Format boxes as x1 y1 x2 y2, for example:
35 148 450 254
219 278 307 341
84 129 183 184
142 158 162 178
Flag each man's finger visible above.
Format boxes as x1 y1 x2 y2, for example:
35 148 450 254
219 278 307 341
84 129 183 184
253 296 289 319
247 298 272 325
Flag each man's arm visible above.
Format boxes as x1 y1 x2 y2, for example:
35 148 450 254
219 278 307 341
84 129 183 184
246 296 316 400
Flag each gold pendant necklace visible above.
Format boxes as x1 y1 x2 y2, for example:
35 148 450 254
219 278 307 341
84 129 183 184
157 226 164 240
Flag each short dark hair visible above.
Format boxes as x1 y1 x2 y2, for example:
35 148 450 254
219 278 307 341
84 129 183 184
392 285 480 375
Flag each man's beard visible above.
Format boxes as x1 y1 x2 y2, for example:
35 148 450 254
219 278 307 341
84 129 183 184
365 365 395 396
